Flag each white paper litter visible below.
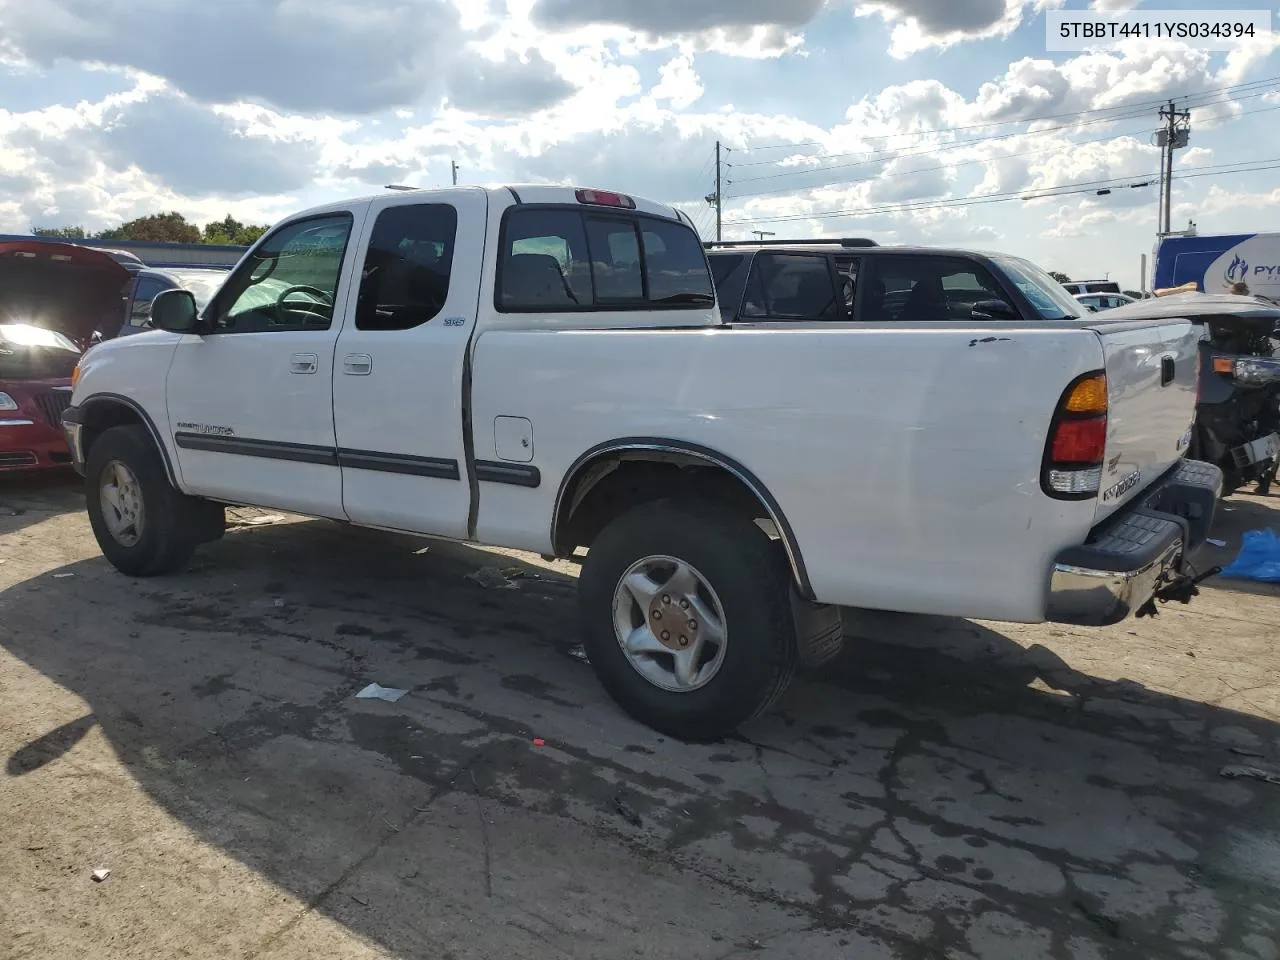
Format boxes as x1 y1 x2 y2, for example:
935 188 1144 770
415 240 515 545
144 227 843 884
53 573 75 579
91 868 111 882
1207 538 1227 547
567 645 590 664
356 683 409 703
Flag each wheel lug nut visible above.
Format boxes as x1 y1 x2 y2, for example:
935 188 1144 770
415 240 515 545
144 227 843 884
661 631 670 641
652 610 661 619
679 636 688 647
689 620 697 630
680 599 689 609
662 595 670 604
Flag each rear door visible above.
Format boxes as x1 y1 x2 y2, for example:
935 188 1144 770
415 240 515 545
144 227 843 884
332 190 487 538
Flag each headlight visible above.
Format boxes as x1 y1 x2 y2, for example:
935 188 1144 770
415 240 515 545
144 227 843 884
0 392 18 411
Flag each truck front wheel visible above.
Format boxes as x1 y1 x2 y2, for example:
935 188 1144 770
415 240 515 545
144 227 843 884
85 425 209 577
577 498 798 741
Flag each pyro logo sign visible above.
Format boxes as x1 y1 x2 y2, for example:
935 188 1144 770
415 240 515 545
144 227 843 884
1226 254 1250 284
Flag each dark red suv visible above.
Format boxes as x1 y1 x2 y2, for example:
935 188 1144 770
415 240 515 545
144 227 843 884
1 240 131 472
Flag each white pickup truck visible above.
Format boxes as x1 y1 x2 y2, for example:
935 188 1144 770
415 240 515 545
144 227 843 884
63 185 1221 740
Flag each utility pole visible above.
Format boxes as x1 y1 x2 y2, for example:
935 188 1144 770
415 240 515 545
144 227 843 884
704 141 724 242
1157 100 1191 236
451 160 460 186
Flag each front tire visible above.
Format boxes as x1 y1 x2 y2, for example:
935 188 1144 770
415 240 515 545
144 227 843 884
578 498 798 742
85 425 205 577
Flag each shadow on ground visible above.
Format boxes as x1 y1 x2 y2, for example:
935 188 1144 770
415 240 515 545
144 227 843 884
0 469 82 537
4 511 1280 959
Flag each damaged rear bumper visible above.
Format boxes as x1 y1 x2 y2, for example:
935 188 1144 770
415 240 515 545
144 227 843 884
1047 458 1223 626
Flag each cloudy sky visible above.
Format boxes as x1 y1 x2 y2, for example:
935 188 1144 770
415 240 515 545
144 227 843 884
1 0 1278 288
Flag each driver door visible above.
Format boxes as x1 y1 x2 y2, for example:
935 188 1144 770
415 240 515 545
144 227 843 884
165 207 366 517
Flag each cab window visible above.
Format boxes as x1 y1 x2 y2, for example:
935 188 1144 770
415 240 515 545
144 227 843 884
207 213 354 333
356 204 457 331
497 207 713 312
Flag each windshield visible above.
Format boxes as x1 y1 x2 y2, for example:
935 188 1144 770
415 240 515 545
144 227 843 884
993 256 1083 320
0 323 81 379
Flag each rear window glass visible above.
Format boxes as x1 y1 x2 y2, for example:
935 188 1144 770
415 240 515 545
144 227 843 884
498 207 713 312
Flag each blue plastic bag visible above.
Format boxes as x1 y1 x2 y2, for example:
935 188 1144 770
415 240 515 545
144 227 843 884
1219 529 1280 583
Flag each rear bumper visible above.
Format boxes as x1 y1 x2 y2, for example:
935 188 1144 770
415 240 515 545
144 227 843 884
1047 458 1223 626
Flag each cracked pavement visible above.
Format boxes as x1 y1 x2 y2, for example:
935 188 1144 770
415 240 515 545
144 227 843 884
2 473 1280 959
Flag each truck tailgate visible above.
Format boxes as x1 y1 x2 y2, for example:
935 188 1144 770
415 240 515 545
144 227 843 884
1088 318 1199 522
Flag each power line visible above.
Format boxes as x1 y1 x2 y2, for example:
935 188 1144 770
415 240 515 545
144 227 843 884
725 100 1280 203
723 157 1280 226
735 75 1280 155
726 86 1278 189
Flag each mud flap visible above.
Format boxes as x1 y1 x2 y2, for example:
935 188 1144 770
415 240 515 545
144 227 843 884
790 586 844 668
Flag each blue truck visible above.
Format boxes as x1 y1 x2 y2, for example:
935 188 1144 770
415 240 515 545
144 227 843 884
1154 232 1280 299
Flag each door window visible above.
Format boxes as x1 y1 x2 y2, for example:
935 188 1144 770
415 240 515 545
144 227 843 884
863 258 1006 322
740 254 838 320
207 213 354 333
128 277 171 326
356 204 457 331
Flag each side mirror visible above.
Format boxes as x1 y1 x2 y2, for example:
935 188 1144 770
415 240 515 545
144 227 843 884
970 299 1018 321
150 289 200 334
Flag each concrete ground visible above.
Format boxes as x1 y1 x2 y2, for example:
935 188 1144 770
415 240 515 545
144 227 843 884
2 472 1280 960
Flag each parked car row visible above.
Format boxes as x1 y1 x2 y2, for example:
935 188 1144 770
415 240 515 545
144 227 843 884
0 239 229 472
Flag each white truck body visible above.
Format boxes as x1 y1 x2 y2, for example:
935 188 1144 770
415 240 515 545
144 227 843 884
63 185 1221 739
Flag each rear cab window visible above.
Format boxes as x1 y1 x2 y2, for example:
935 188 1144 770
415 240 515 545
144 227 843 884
496 206 713 312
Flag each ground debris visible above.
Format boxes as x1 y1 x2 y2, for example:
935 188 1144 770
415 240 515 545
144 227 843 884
1220 764 1280 786
91 868 111 883
355 683 409 703
614 795 643 828
567 644 590 664
466 567 520 590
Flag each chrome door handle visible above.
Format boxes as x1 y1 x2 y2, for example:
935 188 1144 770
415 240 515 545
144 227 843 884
343 353 372 376
290 353 318 374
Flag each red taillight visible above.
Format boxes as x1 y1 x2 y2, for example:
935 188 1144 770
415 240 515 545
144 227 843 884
1042 370 1109 499
575 188 636 209
1050 416 1107 463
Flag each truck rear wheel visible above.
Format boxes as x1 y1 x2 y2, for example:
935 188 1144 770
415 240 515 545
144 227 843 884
85 425 208 577
577 498 798 742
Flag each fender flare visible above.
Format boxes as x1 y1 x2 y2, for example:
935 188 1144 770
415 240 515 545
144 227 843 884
551 437 815 599
76 393 179 487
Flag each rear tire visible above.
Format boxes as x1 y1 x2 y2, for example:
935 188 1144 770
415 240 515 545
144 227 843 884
85 425 206 577
577 498 798 742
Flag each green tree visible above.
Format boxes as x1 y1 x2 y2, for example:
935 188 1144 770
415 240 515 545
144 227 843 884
1048 271 1071 284
100 212 202 244
202 214 269 246
31 225 88 239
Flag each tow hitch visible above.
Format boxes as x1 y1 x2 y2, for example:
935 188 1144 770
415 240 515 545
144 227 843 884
1135 562 1222 618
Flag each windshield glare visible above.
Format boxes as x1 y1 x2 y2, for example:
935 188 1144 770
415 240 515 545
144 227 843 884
167 272 227 310
994 257 1083 320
